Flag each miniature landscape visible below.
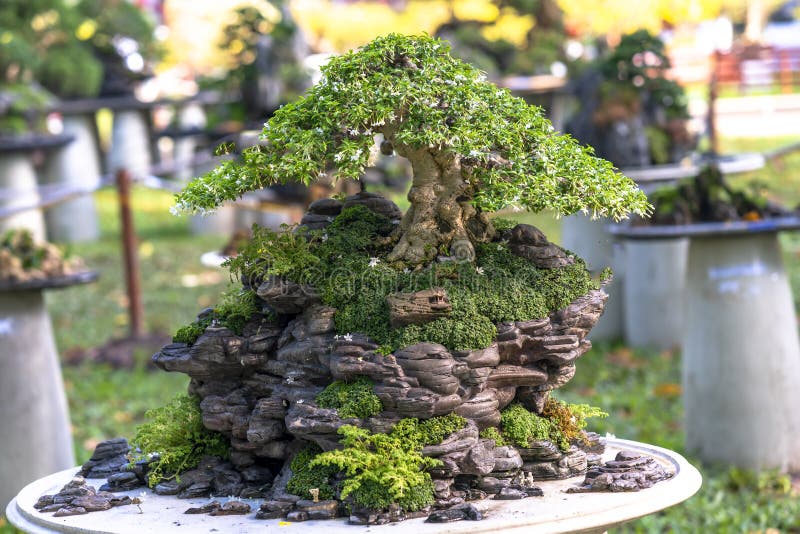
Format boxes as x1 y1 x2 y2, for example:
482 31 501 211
26 34 680 525
3 3 800 529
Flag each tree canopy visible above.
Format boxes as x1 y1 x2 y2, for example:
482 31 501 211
175 33 648 224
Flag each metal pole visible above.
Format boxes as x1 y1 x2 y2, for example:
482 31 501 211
116 168 145 339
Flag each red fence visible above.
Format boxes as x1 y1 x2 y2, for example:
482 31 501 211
670 45 800 93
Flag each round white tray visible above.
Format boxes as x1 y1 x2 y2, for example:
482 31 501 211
6 438 701 534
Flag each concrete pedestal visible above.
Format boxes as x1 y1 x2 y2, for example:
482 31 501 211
623 238 688 350
6 438 702 534
0 290 74 512
561 213 623 342
42 116 101 243
0 152 47 241
189 204 237 236
683 233 800 472
173 103 207 182
107 110 151 178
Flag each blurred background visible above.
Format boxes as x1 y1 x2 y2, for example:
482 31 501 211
1 0 800 531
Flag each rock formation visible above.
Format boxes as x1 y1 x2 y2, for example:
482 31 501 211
137 194 613 523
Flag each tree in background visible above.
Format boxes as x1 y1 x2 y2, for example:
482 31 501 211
435 0 569 78
217 0 311 120
0 0 159 100
567 30 694 168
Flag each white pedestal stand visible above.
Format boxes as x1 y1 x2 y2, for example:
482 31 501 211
561 213 624 342
0 151 47 241
612 218 800 471
42 116 101 242
0 272 97 512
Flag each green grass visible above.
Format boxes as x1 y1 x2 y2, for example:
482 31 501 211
2 135 800 532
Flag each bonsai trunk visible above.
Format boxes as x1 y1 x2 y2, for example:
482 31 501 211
387 144 494 265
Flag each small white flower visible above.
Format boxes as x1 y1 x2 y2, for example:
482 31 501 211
285 377 295 384
476 267 485 275
368 257 380 268
297 399 304 404
343 333 354 342
403 268 410 274
497 244 503 251
321 233 329 242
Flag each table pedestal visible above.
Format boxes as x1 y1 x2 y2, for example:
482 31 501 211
0 153 46 241
107 110 151 179
6 438 701 534
683 233 800 471
623 238 688 350
43 115 101 243
0 291 74 512
561 213 623 342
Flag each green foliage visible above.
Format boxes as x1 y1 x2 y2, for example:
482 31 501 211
316 378 383 419
496 401 605 451
310 415 466 511
171 287 259 344
499 403 568 450
1 229 48 269
479 426 507 446
132 394 230 487
286 444 338 500
0 83 54 135
174 34 649 222
0 0 158 99
224 205 598 352
540 397 608 444
36 42 103 99
599 29 689 122
223 224 321 284
172 316 212 345
402 413 467 447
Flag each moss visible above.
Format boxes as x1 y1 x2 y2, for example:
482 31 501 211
497 400 608 452
172 316 212 345
131 394 230 487
308 414 466 512
479 426 507 447
499 403 568 450
315 378 383 419
541 398 608 444
224 204 597 352
172 288 259 344
286 444 338 500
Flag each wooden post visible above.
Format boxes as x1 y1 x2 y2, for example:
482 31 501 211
116 168 145 339
778 49 792 94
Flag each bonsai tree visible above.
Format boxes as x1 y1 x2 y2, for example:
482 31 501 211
567 30 694 167
175 33 649 266
217 0 311 120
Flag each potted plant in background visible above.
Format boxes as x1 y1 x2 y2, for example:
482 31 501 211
562 29 697 347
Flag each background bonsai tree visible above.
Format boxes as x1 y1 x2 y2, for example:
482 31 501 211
567 30 695 167
175 33 649 266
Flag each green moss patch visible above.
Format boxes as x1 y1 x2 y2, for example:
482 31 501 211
286 444 339 500
495 400 607 452
293 414 466 512
315 378 383 419
131 394 230 487
172 287 259 345
224 204 598 352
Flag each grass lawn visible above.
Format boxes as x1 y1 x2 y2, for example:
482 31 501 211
2 135 800 533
